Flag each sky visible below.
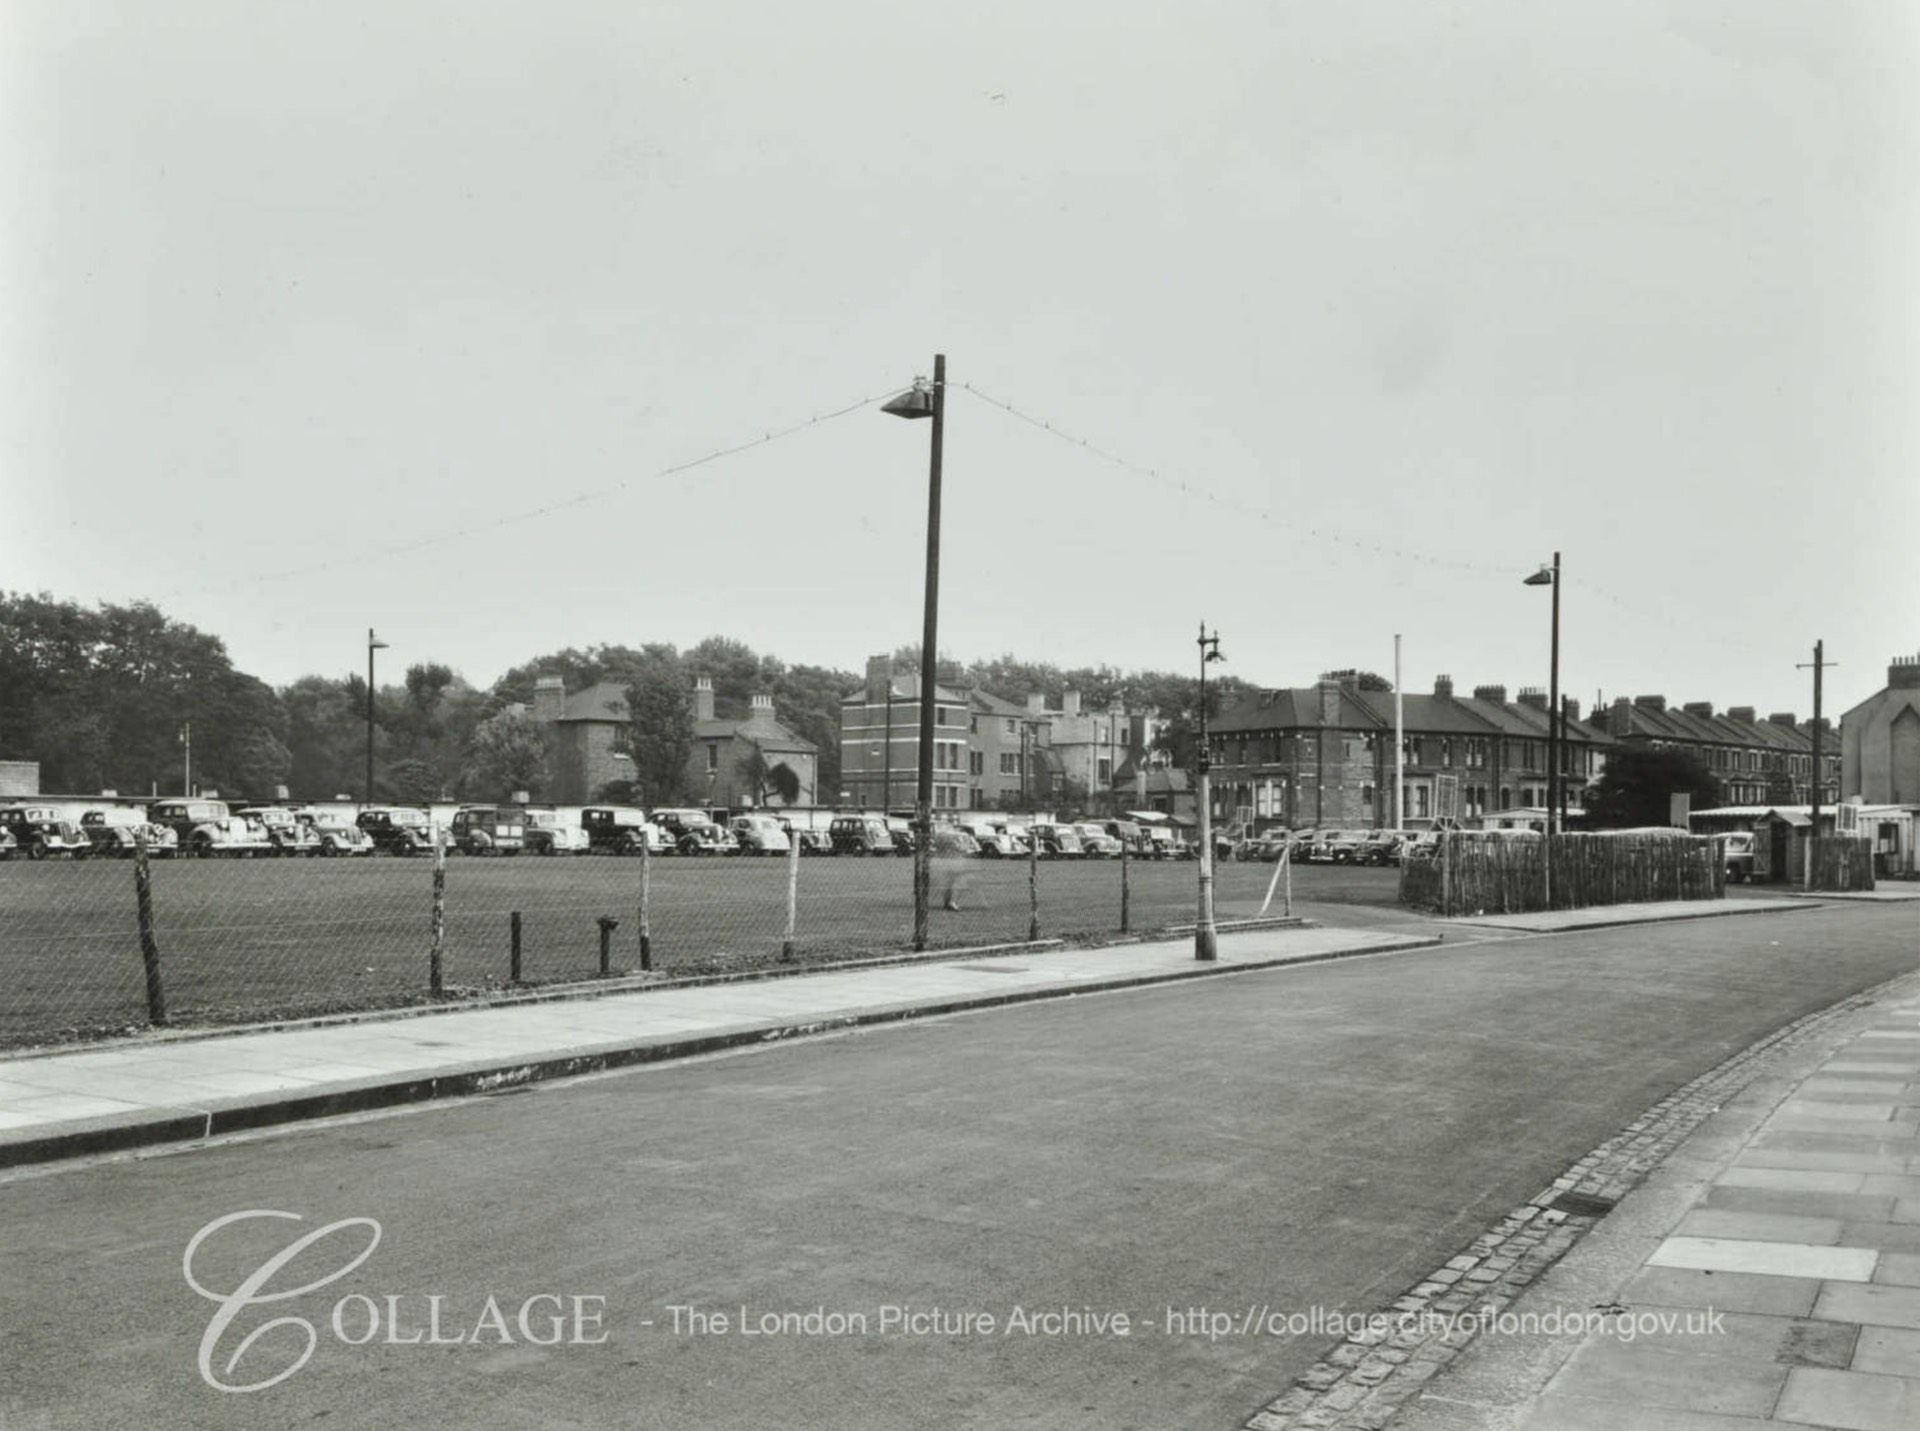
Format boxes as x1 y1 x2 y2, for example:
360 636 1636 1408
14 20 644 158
4 0 1916 719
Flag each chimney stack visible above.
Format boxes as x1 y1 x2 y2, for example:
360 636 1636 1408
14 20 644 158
532 675 565 724
1433 674 1453 698
1633 694 1667 713
693 676 715 722
1472 684 1508 704
1727 706 1756 723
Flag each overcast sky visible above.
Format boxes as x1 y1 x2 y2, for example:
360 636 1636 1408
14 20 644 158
5 1 1915 717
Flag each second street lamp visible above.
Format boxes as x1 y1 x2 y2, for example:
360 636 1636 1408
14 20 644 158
1523 554 1560 905
882 355 945 952
1195 624 1224 961
366 628 389 805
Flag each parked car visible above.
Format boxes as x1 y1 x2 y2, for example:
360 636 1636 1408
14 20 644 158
1144 826 1186 860
1316 830 1368 864
1718 831 1756 883
148 798 274 858
883 817 919 856
1074 823 1124 858
929 826 981 857
356 806 439 856
0 825 15 860
1 805 92 860
580 806 666 855
79 807 179 858
776 817 834 855
234 805 322 857
829 814 894 856
675 821 733 856
1240 829 1294 862
450 806 526 856
523 807 591 856
1029 822 1085 859
730 814 792 855
1354 830 1406 866
1099 820 1152 858
301 811 375 856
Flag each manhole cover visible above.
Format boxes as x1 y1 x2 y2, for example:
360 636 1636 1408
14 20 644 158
953 964 1029 974
1550 1191 1618 1217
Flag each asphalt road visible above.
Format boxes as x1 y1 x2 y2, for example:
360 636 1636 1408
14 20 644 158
3 903 1913 1430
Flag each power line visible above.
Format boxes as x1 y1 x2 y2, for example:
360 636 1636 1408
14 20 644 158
154 383 913 600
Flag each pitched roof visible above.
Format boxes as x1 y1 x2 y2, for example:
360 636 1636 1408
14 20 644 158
557 682 630 723
694 709 818 754
1213 688 1386 734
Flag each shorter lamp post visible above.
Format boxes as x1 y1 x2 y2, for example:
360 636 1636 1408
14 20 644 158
1195 624 1224 961
366 628 389 804
1523 555 1560 906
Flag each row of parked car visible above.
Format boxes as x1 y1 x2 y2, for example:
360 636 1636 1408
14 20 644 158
1213 827 1415 866
0 797 1215 865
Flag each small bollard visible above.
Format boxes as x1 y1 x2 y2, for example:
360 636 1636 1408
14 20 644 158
597 916 619 977
510 911 523 983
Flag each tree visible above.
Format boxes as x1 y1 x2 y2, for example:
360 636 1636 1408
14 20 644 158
1584 746 1720 829
623 655 694 805
737 743 804 806
462 710 551 801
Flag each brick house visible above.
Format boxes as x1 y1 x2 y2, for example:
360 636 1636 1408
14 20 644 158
838 657 971 812
687 678 819 810
529 676 634 804
1840 652 1920 804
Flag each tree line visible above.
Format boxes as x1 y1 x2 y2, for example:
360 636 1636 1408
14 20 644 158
0 594 1252 807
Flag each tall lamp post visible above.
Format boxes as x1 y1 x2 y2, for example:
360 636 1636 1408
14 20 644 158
366 628 389 804
883 355 945 952
1523 555 1560 903
1195 623 1225 961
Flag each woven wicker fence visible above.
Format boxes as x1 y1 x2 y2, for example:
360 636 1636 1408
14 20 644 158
1399 830 1724 917
1810 837 1876 892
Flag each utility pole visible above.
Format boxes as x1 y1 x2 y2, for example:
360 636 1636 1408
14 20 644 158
1194 624 1225 962
1393 634 1404 833
179 721 192 797
1797 641 1838 887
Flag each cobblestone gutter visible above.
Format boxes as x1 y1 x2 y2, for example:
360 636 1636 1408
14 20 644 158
1240 974 1908 1431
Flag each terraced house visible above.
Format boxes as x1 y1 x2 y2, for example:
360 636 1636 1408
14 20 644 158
1593 695 1838 807
1204 673 1611 831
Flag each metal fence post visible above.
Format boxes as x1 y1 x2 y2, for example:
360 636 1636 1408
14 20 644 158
132 836 167 1027
1119 840 1131 934
510 911 523 983
428 819 447 996
638 831 653 971
781 828 800 961
1027 829 1040 943
597 916 618 977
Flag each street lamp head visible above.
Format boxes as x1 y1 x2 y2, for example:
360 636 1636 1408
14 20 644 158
1522 566 1555 587
882 379 935 420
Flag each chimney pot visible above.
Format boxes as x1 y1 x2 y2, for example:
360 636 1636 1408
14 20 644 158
1433 674 1453 698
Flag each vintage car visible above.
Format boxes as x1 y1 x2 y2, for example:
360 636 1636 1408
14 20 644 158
729 813 792 855
1073 823 1124 858
1 805 93 859
775 818 834 855
1028 822 1085 859
78 807 179 858
523 807 590 856
148 798 274 858
234 805 323 857
884 817 917 856
957 819 1022 858
356 806 440 855
580 806 668 855
1718 831 1757 883
450 806 526 856
828 814 894 856
929 826 981 857
1354 830 1406 866
301 811 375 856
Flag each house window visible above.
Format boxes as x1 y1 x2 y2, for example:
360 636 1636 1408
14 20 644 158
970 751 984 776
1440 738 1452 767
706 743 719 771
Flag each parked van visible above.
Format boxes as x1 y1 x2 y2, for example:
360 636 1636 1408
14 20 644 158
523 807 590 855
451 805 526 855
581 806 666 855
829 814 894 856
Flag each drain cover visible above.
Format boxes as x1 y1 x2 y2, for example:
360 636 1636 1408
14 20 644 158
1550 1191 1618 1218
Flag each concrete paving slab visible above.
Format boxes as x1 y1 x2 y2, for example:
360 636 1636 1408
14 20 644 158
1841 1223 1920 1254
1776 1366 1920 1430
1854 1327 1920 1378
1648 1237 1879 1282
1618 1265 1820 1318
1813 1283 1920 1329
1542 1324 1790 1418
1701 1185 1897 1224
1673 1210 1845 1245
1874 1254 1920 1288
1717 1166 1868 1194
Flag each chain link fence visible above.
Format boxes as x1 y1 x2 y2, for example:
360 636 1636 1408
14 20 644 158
0 835 1301 1049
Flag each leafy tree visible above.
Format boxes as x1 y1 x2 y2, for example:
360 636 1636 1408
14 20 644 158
623 654 694 804
462 709 551 801
1584 746 1720 829
737 744 804 806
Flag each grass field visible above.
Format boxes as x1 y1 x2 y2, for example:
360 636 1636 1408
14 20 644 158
0 852 1397 1046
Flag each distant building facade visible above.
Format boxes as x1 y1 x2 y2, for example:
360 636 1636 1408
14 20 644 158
688 678 819 809
1841 652 1920 805
529 676 633 804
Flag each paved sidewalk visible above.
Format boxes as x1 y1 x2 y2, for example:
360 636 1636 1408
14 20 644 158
1443 897 1818 934
0 923 1441 1170
1392 972 1920 1431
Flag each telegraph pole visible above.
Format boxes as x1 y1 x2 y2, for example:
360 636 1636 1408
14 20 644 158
1797 641 1838 886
